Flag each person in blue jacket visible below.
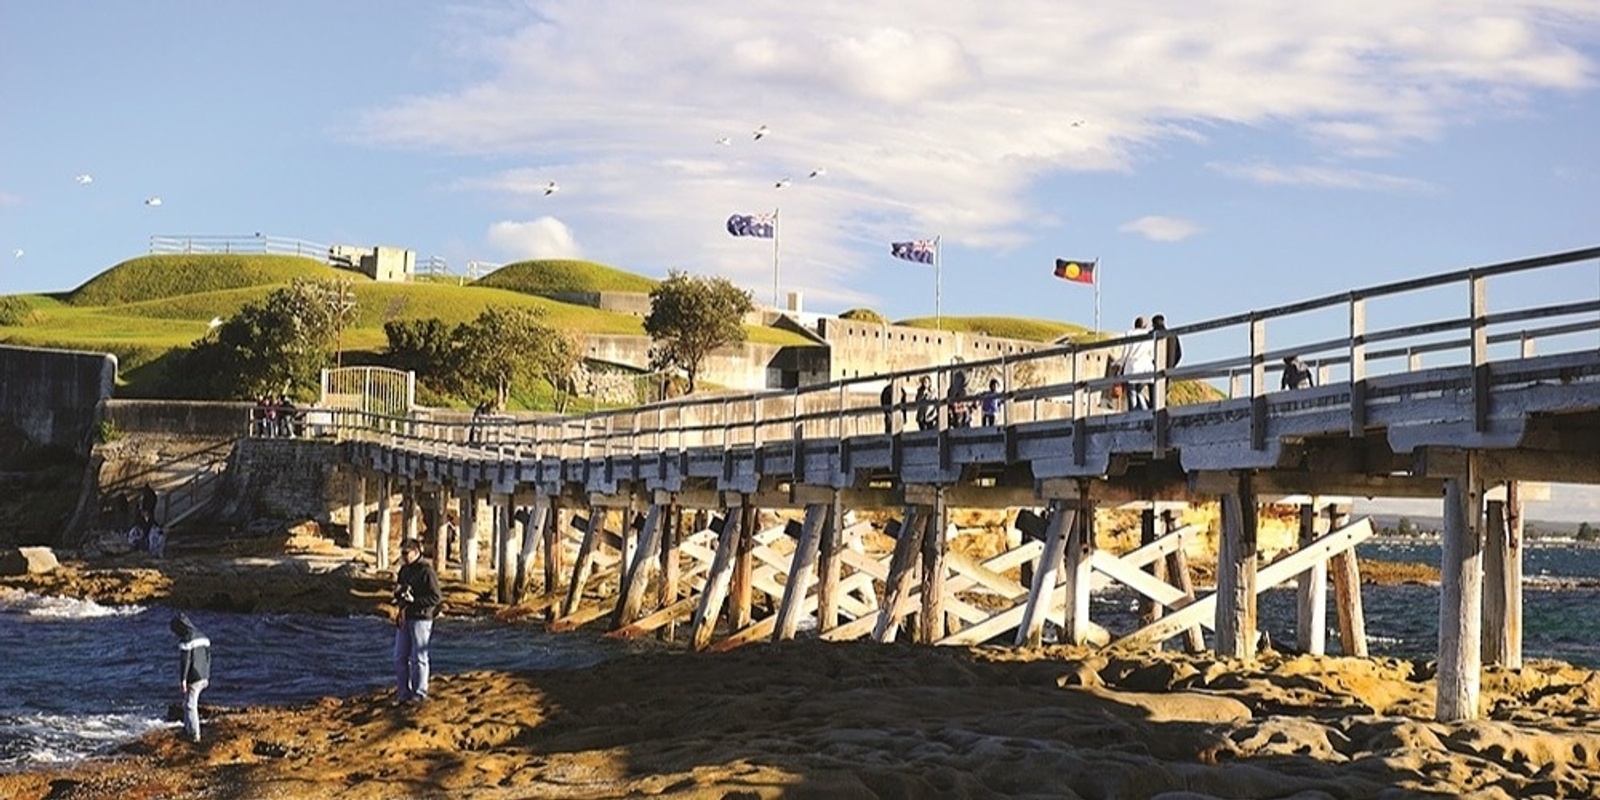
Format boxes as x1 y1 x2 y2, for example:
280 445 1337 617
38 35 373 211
170 613 211 743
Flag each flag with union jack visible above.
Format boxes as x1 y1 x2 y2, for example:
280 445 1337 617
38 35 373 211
726 213 776 239
890 239 936 265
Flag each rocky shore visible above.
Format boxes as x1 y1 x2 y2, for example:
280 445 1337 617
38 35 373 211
11 528 1598 799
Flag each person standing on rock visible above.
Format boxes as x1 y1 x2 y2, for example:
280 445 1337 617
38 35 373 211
392 538 441 704
170 613 211 743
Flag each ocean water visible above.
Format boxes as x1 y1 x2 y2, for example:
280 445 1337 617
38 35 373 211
0 593 621 770
1087 538 1600 668
7 538 1600 770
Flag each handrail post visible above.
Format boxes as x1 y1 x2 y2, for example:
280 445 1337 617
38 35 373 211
1349 295 1367 438
752 395 762 448
1249 316 1266 451
1470 272 1489 432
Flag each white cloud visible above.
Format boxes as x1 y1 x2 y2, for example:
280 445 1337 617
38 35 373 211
485 218 583 261
1207 161 1435 192
355 1 1600 299
1119 216 1201 242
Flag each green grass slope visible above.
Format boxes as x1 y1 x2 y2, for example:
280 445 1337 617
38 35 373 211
476 259 659 296
0 255 808 392
67 254 347 307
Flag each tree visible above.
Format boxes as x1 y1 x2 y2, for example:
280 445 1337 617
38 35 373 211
384 318 458 393
450 306 578 410
643 271 754 394
1577 522 1597 542
1396 517 1417 537
176 278 348 399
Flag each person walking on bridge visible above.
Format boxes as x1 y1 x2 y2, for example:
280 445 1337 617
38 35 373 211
392 538 441 704
1115 316 1156 410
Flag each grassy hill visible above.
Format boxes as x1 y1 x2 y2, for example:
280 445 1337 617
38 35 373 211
0 254 806 397
476 259 659 296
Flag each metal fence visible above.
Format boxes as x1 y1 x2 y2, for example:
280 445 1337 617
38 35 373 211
149 234 329 259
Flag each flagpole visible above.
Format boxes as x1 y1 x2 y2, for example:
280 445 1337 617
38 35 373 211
935 235 942 332
772 208 781 308
1094 255 1101 333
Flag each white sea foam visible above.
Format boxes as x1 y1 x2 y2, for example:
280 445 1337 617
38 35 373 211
0 712 169 768
0 590 144 619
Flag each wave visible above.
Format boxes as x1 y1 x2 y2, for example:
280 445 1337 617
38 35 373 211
0 590 145 620
0 711 168 769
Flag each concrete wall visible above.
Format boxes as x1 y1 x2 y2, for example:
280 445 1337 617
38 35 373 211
815 318 1105 388
213 438 342 525
545 291 654 317
583 334 814 391
0 345 117 454
105 399 253 438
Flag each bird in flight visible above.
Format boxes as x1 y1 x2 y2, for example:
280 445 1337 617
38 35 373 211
715 136 732 146
543 181 559 196
208 317 224 328
74 174 93 185
753 124 770 141
1069 119 1085 127
809 168 826 179
774 177 792 189
11 249 22 258
144 197 162 206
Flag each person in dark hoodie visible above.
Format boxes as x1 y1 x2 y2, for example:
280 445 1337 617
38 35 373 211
393 538 441 703
169 614 211 743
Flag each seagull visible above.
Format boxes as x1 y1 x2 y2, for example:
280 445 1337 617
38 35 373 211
11 249 22 258
808 168 826 179
715 136 732 146
753 124 770 141
208 316 224 328
543 181 559 196
774 177 792 189
74 174 93 185
144 197 162 206
1070 119 1086 127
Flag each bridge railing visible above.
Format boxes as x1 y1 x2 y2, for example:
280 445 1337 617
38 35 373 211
321 246 1600 458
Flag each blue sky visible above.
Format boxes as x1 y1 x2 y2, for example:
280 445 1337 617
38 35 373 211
4 2 1600 518
4 2 1597 326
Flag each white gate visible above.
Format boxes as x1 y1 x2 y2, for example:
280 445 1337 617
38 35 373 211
319 366 415 424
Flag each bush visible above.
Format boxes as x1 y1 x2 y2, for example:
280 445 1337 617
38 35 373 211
0 296 34 325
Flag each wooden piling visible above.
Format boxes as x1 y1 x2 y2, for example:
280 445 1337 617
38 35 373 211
375 473 392 571
730 503 757 630
692 510 742 650
1161 509 1204 653
614 504 664 628
347 471 367 552
919 489 948 644
1295 502 1327 655
562 508 604 617
659 503 682 640
495 494 515 604
816 494 843 633
775 503 829 641
873 507 925 643
1017 500 1072 648
1326 505 1367 657
1438 454 1485 722
1215 473 1258 659
460 490 480 584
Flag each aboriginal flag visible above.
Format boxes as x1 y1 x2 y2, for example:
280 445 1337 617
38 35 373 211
1053 258 1096 285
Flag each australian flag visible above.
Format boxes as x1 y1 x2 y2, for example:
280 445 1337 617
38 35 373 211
726 213 776 239
890 239 936 265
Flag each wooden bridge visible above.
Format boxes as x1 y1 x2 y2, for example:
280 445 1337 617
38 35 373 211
314 246 1600 724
